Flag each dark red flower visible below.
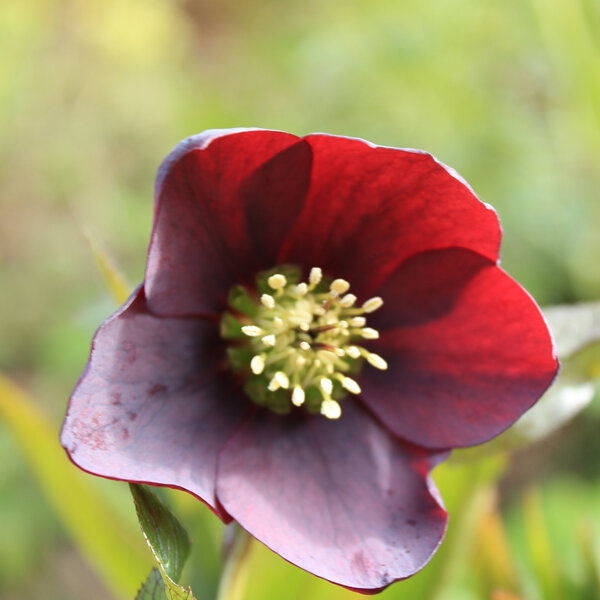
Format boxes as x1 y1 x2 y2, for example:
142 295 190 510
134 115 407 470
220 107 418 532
61 129 558 592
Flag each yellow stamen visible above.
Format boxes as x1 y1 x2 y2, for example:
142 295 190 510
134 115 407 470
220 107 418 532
321 399 341 419
309 267 322 286
268 274 287 290
349 316 366 327
363 297 383 313
295 282 308 296
340 376 361 394
261 294 275 308
339 293 357 307
292 386 305 406
242 325 262 337
345 345 361 359
364 351 388 370
330 279 350 296
250 354 265 375
361 327 379 340
274 371 290 389
262 334 276 347
320 377 333 396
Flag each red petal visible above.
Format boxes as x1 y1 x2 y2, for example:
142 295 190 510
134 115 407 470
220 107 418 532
216 400 447 591
280 134 501 296
145 129 312 316
360 248 559 449
60 289 249 517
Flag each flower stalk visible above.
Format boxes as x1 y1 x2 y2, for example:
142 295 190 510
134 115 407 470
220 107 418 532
216 523 253 600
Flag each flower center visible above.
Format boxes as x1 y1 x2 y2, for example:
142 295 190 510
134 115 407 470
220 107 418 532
221 265 387 419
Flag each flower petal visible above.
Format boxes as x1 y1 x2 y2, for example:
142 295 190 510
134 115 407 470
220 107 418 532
216 400 448 591
280 134 500 296
146 129 312 317
60 289 249 517
360 248 559 449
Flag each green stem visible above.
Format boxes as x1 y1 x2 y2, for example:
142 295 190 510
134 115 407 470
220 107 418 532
215 523 253 600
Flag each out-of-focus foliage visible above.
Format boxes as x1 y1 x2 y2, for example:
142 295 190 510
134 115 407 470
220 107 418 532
1 0 599 598
0 375 151 599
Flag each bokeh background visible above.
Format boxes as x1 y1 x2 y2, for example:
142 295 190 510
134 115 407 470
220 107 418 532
1 0 600 599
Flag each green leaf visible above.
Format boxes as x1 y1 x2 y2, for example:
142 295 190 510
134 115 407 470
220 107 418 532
83 228 131 305
136 569 166 600
0 374 151 599
130 483 197 600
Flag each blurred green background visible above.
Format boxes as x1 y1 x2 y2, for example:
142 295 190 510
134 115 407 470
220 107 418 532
1 0 600 598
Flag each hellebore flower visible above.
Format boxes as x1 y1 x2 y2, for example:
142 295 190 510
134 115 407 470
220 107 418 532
61 129 558 592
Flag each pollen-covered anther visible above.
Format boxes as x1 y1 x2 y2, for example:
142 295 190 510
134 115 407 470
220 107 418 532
330 279 350 297
345 346 361 359
268 274 287 290
261 294 275 309
295 282 308 296
349 316 366 327
361 327 380 340
320 377 333 396
262 334 276 347
309 267 322 286
274 371 290 389
321 399 341 419
242 325 262 337
339 293 357 307
292 386 305 406
362 296 384 313
299 341 311 351
339 376 361 395
364 351 388 370
250 354 265 375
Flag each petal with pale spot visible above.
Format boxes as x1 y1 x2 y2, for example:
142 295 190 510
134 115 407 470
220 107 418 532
61 289 249 518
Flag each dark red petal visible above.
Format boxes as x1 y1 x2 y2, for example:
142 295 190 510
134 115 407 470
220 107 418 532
216 400 448 591
146 129 312 317
360 248 559 449
60 289 249 517
279 135 500 297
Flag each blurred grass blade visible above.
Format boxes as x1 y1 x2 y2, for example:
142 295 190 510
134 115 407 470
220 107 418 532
0 374 151 599
83 228 131 305
136 569 166 600
577 519 600 595
130 483 196 600
473 490 520 595
522 487 565 600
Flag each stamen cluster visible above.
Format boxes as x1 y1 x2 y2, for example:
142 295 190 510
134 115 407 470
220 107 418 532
224 266 387 419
